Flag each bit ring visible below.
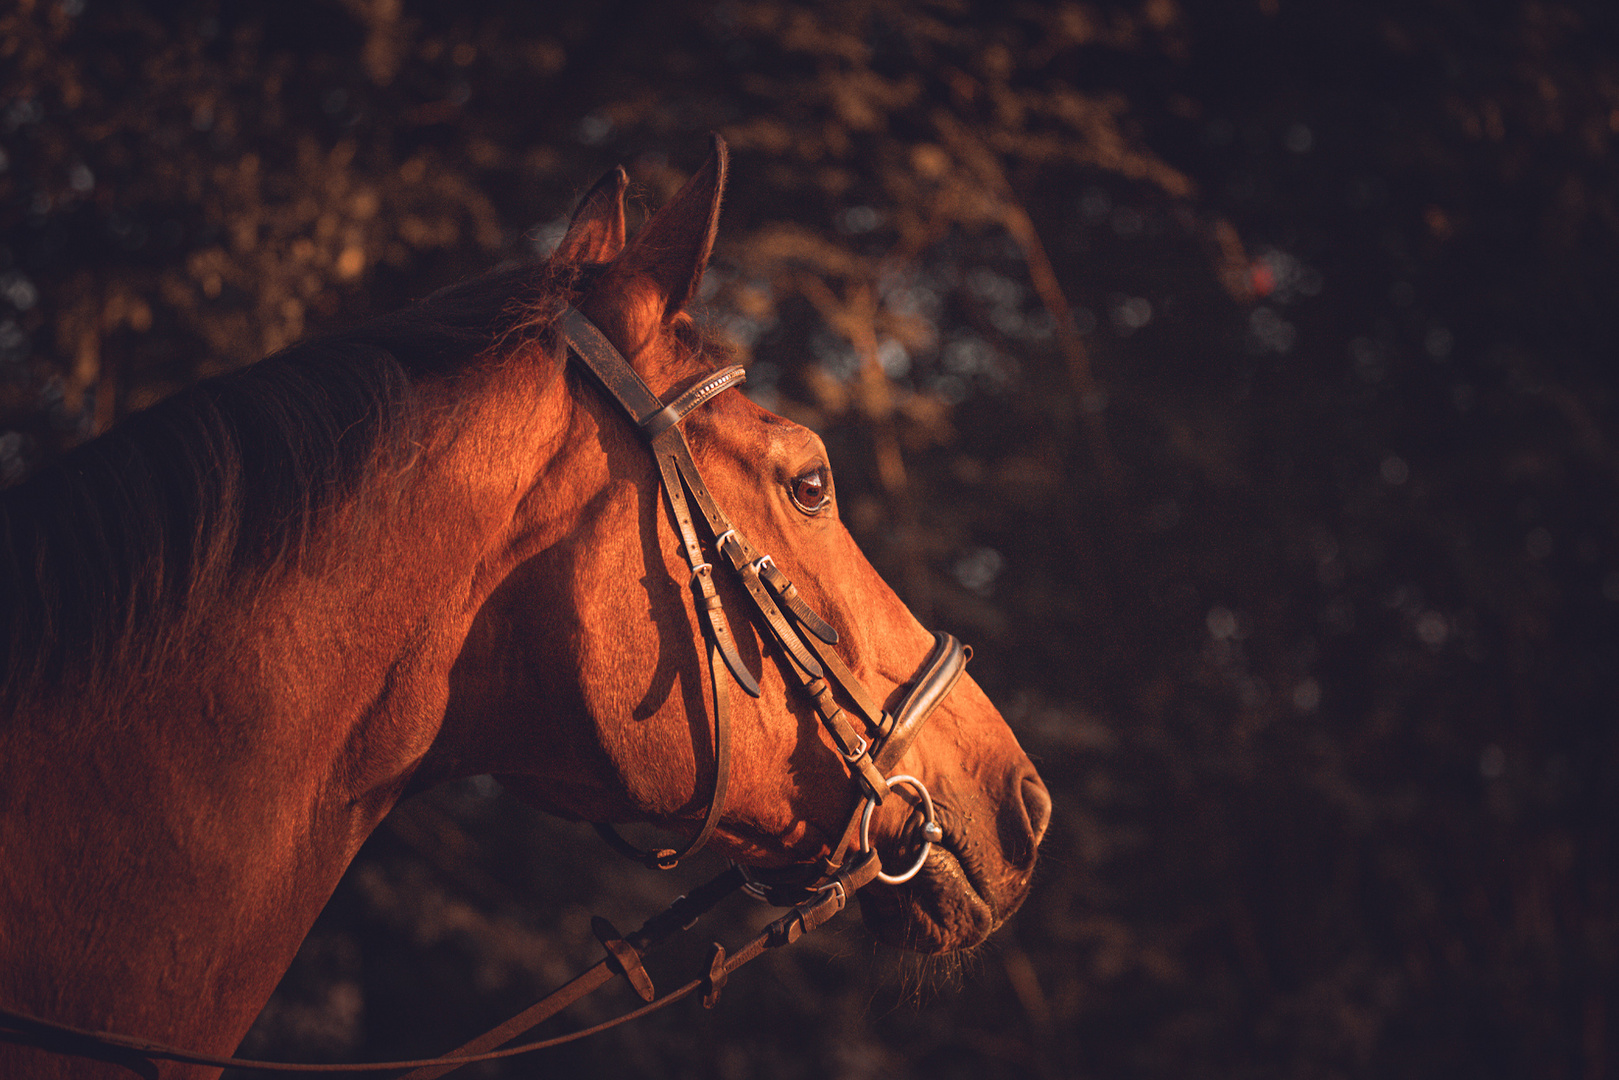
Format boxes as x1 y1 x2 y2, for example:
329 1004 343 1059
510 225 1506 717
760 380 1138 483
858 774 939 885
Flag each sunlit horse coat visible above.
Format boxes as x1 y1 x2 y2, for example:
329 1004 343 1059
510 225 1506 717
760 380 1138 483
0 139 1048 1078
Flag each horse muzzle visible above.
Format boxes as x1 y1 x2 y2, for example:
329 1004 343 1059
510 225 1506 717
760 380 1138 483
857 756 1050 952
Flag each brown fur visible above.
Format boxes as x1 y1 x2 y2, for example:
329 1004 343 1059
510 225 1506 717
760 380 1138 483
0 140 1047 1078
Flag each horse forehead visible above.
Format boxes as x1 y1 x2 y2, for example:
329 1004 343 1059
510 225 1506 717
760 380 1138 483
703 396 821 464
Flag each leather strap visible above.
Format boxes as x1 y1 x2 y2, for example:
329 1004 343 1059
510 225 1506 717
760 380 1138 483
0 305 973 1079
0 867 753 1077
756 559 838 644
592 917 656 1002
592 622 733 870
560 307 666 423
645 367 747 439
874 633 967 773
560 306 969 867
738 630 967 901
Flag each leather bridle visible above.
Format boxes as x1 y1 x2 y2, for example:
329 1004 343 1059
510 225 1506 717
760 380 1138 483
560 306 967 886
0 307 969 1077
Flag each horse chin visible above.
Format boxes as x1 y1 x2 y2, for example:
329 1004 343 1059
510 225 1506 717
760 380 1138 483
854 844 1003 954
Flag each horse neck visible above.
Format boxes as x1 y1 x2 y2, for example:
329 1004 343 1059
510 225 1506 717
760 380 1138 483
0 353 572 1063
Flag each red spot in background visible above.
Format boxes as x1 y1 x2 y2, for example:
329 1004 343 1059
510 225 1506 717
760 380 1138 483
1249 260 1276 298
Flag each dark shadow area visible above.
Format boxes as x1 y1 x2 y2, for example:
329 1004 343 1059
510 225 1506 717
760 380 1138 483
3 1 1614 1077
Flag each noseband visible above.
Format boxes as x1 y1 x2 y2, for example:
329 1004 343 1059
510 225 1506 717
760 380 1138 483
559 307 967 886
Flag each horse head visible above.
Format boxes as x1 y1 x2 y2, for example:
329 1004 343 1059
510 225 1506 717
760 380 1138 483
434 138 1050 953
0 135 1051 1078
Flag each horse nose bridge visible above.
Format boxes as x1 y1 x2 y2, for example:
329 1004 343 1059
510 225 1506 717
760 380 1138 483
903 677 1028 786
901 709 1047 857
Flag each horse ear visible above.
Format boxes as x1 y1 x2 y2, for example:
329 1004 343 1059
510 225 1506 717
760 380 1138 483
554 166 628 265
609 134 728 324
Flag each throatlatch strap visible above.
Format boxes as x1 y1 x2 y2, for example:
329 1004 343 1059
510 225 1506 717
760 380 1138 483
658 446 759 697
592 633 731 871
566 305 755 870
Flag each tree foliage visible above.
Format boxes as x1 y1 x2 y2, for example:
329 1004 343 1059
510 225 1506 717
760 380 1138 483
3 1 1616 1077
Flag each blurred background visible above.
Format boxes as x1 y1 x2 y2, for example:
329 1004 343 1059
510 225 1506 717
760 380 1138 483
3 0 1616 1076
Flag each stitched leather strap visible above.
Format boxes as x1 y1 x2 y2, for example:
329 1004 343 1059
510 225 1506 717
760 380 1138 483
560 307 665 423
559 305 962 865
0 305 973 1079
645 367 747 438
0 868 753 1077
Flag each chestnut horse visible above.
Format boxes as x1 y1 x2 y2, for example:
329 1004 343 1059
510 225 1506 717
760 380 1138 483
0 139 1049 1078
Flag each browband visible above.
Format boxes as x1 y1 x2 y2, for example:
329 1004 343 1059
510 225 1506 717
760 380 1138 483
557 305 967 879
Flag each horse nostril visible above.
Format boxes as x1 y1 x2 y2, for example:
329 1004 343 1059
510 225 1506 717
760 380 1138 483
1021 774 1052 846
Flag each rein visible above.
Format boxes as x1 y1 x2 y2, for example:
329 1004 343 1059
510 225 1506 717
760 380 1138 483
0 307 968 1077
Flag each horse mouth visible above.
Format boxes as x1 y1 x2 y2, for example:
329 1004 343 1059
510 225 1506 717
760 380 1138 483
854 812 1006 953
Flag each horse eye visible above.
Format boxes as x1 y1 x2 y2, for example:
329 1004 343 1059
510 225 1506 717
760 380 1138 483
789 468 830 514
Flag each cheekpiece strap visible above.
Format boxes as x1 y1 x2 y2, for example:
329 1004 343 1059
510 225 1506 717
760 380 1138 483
559 306 665 425
560 306 746 442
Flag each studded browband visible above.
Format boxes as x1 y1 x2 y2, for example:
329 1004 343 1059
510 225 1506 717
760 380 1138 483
559 306 966 879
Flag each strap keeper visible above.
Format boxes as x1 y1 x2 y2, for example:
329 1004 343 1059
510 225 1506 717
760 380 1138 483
592 916 656 1002
767 908 809 947
850 755 889 803
701 943 729 1008
642 403 684 439
812 692 871 764
839 849 883 892
877 711 897 742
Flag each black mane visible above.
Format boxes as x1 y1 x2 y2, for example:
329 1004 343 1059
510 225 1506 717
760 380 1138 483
0 260 572 708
